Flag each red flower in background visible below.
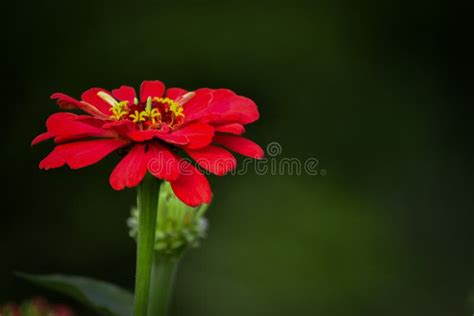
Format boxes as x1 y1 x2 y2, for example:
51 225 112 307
33 81 263 206
0 297 74 316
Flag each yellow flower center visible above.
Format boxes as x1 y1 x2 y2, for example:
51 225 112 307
101 93 187 130
110 101 130 120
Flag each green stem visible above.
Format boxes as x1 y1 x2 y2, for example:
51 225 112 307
148 255 179 316
134 175 160 316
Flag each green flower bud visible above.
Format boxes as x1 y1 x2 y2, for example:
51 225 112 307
127 181 209 258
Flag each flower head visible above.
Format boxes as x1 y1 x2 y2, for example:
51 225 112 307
33 81 263 206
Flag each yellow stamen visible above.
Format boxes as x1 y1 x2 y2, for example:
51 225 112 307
104 94 185 128
150 108 161 125
129 111 139 122
109 101 129 120
139 111 149 121
153 97 185 119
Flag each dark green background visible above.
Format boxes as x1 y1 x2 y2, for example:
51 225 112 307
3 1 473 315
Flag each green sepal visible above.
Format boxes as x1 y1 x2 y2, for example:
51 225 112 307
128 181 209 258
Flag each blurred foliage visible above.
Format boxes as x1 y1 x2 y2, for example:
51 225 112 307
16 273 132 316
0 297 73 316
2 0 472 316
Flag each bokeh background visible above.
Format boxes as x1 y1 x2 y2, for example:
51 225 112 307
3 1 473 315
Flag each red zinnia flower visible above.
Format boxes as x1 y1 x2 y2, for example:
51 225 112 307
32 81 263 206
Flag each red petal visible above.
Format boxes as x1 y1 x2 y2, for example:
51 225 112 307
214 123 245 135
140 80 165 102
186 89 259 125
175 122 214 149
39 149 66 170
46 112 77 121
217 94 259 125
110 144 149 190
31 132 54 146
127 124 213 147
39 139 127 170
147 143 180 181
170 160 212 206
183 88 212 116
81 88 115 115
103 120 137 138
46 112 114 143
112 85 137 104
213 135 264 159
155 133 190 145
185 145 236 176
166 87 188 100
50 93 110 119
127 129 189 145
50 93 80 110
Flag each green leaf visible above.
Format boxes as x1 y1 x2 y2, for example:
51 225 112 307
16 272 133 316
